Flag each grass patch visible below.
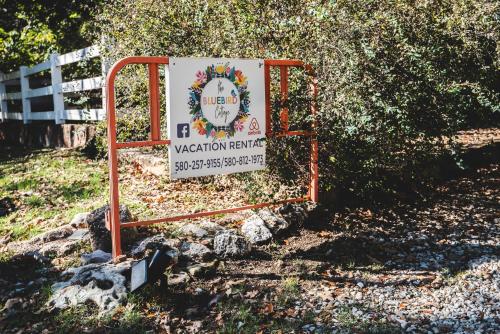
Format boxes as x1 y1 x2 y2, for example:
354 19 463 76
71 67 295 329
282 277 300 295
367 263 386 273
336 305 359 329
24 195 45 207
4 178 40 192
40 283 53 301
0 250 14 263
54 305 98 333
217 302 260 334
346 259 357 270
11 222 43 240
54 303 150 334
216 296 314 334
277 277 301 308
0 149 109 242
441 267 469 284
335 304 400 333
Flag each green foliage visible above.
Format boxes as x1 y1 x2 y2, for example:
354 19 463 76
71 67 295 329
277 277 301 307
216 299 298 333
0 0 103 72
336 304 400 333
95 0 499 203
0 149 108 242
24 194 45 207
217 302 260 334
53 304 148 334
0 250 14 263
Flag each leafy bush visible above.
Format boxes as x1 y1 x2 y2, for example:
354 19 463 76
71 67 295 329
0 0 103 72
94 0 499 203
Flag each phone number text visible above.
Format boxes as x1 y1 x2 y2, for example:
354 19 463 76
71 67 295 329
174 154 264 172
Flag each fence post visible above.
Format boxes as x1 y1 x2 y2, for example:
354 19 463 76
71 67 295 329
101 56 109 120
50 53 65 124
19 66 30 124
0 72 7 122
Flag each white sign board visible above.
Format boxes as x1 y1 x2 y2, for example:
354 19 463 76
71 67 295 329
167 58 266 179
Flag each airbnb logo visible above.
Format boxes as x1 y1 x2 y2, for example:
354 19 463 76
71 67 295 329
248 118 261 135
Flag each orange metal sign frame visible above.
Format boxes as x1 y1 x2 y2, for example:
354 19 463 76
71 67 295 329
105 56 318 258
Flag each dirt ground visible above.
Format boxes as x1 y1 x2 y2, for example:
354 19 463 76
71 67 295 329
0 128 498 333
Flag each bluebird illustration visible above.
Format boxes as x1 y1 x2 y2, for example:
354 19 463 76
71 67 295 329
231 89 237 97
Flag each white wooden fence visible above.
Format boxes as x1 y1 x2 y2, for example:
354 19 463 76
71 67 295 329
0 45 106 124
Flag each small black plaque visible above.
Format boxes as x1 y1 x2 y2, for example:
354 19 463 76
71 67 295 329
130 259 148 292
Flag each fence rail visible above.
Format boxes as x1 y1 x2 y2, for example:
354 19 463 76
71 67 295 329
0 45 106 124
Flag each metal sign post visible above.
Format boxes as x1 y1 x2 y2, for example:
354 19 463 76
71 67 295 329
105 56 318 258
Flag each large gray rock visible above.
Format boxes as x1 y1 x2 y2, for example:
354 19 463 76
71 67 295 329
198 221 226 235
67 228 90 241
130 234 181 258
279 203 308 227
4 224 81 258
186 260 219 278
70 212 90 228
180 241 213 261
241 215 273 244
87 205 133 252
257 209 290 235
32 224 74 243
214 230 251 258
48 261 131 313
81 250 112 265
179 223 208 239
39 239 81 257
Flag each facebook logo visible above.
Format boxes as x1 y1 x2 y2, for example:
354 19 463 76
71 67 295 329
177 123 190 138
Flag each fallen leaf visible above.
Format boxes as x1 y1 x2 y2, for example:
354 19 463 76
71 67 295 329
233 220 245 227
261 303 274 314
361 209 373 219
245 290 259 298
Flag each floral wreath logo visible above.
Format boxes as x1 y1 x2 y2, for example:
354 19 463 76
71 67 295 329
188 63 250 140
